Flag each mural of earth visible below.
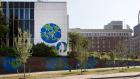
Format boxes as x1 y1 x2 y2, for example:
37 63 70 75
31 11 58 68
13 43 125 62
41 23 61 43
56 42 67 53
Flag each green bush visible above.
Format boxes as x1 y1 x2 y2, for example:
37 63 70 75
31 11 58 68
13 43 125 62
0 47 17 57
67 51 78 58
32 42 59 57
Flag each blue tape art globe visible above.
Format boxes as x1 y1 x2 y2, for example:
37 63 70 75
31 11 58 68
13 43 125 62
40 23 61 43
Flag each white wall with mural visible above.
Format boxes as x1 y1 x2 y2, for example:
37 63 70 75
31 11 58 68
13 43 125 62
34 2 68 56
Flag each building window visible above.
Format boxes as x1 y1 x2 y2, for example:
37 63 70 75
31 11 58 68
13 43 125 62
19 20 25 31
30 20 34 38
2 2 7 8
30 9 34 19
2 8 6 15
25 2 30 8
9 9 13 20
14 8 19 19
14 2 19 8
25 20 30 31
20 9 24 19
14 20 19 35
20 2 24 8
3 2 34 47
30 2 34 8
9 2 14 8
25 9 30 20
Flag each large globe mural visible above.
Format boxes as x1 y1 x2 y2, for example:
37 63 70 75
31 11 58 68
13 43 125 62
40 23 61 43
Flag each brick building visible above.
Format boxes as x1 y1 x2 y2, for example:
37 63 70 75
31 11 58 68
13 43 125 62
69 21 132 52
131 24 140 54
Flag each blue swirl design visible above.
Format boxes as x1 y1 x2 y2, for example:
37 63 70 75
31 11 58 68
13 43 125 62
56 42 67 53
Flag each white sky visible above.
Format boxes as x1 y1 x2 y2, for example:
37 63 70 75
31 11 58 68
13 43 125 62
3 0 140 29
66 0 140 29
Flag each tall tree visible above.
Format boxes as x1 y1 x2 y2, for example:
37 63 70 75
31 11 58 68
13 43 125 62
81 37 90 71
115 41 128 71
109 50 116 69
68 32 82 52
14 28 32 79
0 7 9 47
68 32 91 74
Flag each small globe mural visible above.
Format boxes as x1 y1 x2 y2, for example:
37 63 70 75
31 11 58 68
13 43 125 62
56 42 67 53
40 23 61 43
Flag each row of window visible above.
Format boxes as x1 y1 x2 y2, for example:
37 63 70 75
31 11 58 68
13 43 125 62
3 8 34 20
9 20 34 38
2 2 34 8
83 33 130 37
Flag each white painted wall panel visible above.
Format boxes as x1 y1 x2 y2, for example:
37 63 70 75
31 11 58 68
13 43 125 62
34 2 68 56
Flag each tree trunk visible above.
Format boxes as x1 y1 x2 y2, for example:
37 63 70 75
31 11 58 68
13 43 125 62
80 67 82 74
126 55 129 69
0 38 1 48
1 38 4 47
113 60 115 69
23 63 26 79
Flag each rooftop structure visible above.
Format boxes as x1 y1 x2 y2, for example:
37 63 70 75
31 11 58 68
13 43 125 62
104 21 123 30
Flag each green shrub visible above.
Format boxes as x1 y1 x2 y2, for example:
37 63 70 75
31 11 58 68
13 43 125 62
32 42 59 57
67 51 78 58
0 47 17 57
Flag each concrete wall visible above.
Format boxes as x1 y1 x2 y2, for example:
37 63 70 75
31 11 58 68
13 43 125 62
1 57 140 74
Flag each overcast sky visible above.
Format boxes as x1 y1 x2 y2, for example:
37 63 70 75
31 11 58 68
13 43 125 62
3 0 140 29
51 0 140 29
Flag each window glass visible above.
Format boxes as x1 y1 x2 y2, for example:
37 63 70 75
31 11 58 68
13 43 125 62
30 9 34 19
2 2 7 8
20 9 24 19
14 8 19 19
9 20 13 47
9 2 14 8
30 2 34 8
30 20 34 38
9 9 13 20
25 20 29 31
2 9 6 15
9 20 14 38
25 9 29 20
19 20 25 31
14 20 19 35
14 2 19 8
25 2 30 8
19 2 24 8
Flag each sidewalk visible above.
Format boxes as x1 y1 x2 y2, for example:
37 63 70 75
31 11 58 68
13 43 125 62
0 66 140 78
47 72 140 79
